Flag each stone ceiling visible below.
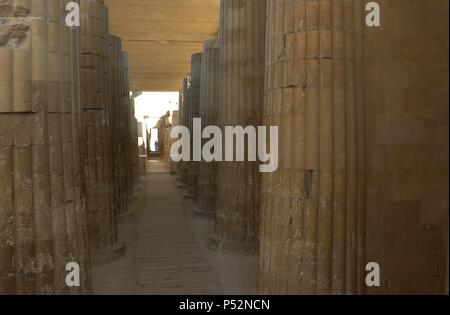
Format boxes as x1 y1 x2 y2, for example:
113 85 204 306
104 0 220 91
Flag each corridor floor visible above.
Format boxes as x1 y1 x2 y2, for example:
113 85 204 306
135 160 222 294
92 159 257 295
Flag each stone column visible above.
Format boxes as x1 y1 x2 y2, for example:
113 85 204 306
185 53 202 199
260 0 449 295
0 0 91 294
120 51 133 216
260 0 367 294
176 87 185 180
80 0 121 264
197 38 220 215
130 98 139 181
214 0 266 250
180 77 189 185
107 35 122 216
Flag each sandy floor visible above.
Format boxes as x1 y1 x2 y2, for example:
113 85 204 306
92 159 257 295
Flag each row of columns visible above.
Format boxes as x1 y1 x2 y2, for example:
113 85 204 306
173 0 448 294
0 0 138 294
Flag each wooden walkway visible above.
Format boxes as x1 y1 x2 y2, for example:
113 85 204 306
135 161 223 294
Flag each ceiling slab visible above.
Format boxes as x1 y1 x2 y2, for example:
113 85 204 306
104 0 220 91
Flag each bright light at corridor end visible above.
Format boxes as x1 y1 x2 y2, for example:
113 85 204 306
134 92 180 126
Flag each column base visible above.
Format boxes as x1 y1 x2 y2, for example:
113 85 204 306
118 209 135 225
183 193 197 201
207 234 257 254
193 207 215 219
90 241 126 265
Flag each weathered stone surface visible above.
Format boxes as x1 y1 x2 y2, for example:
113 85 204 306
363 0 448 295
130 99 140 180
179 78 189 184
0 0 91 294
0 23 29 45
108 35 126 218
185 53 202 199
215 0 266 247
81 0 117 258
197 38 219 214
260 0 448 295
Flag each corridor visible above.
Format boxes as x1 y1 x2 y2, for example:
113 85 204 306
0 0 447 296
91 159 257 295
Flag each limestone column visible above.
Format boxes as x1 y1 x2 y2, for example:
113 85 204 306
179 78 189 185
176 88 184 180
120 51 133 214
185 53 202 199
80 0 120 262
214 0 266 249
130 99 139 181
117 50 128 216
0 0 91 294
107 35 122 216
197 38 220 214
260 0 366 294
100 34 125 258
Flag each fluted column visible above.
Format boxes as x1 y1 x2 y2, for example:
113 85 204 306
107 35 120 214
197 38 220 214
176 89 184 178
130 98 139 181
260 0 366 294
215 0 266 248
185 53 202 199
0 0 90 294
80 0 120 264
120 51 134 214
180 78 189 185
